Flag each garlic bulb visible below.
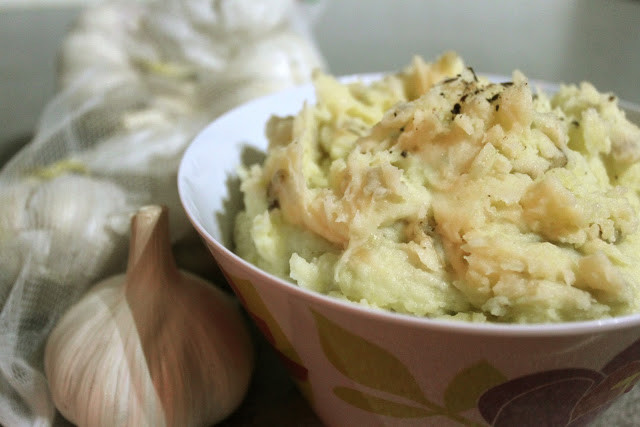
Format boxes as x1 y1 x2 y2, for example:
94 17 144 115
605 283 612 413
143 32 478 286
44 205 254 426
28 174 134 284
0 174 133 307
57 2 144 92
224 31 327 91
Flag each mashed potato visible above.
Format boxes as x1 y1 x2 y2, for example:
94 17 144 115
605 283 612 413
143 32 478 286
233 52 640 323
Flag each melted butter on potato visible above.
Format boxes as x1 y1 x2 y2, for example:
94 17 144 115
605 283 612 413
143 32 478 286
234 52 640 323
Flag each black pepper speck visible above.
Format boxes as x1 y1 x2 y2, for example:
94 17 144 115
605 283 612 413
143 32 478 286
487 93 500 103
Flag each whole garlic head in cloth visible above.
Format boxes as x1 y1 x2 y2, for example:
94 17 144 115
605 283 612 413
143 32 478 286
44 206 254 426
52 0 327 244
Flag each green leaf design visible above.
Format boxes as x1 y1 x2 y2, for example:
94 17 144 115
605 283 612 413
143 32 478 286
444 360 507 414
334 387 436 418
312 310 427 405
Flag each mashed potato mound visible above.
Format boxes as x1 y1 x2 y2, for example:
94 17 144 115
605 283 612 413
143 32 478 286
234 52 640 323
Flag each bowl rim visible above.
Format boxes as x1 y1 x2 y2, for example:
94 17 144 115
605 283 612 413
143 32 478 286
178 71 640 337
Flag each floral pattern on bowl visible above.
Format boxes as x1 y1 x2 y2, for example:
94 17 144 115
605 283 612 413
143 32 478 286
312 309 640 426
216 268 640 426
478 338 640 426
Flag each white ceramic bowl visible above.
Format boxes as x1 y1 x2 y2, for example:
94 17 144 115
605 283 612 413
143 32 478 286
178 74 640 426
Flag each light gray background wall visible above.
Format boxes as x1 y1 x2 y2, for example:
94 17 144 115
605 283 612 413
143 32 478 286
314 0 640 99
1 0 639 148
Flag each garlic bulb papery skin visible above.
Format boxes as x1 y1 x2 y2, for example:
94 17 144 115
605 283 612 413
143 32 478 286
44 205 254 426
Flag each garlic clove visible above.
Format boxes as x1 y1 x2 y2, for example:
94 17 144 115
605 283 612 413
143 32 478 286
45 205 254 426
